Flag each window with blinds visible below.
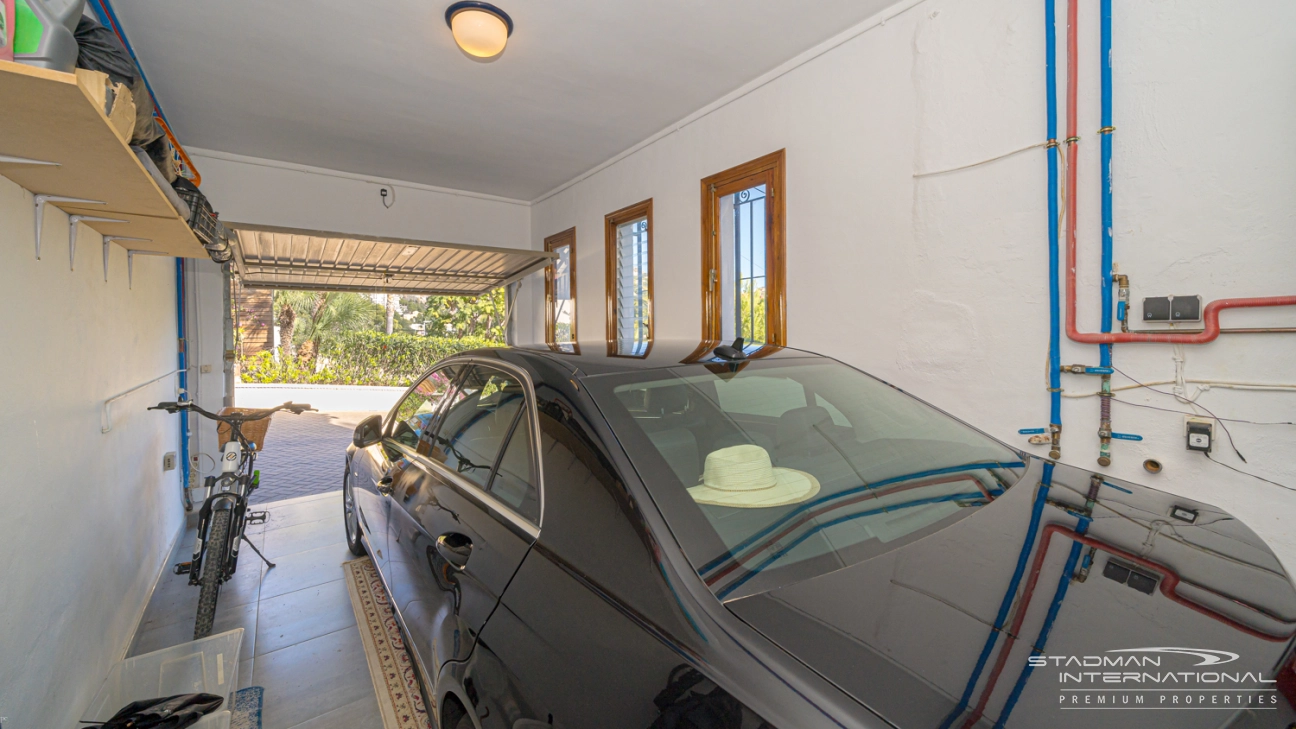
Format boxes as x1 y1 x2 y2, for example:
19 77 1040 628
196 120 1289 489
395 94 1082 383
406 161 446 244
604 199 653 357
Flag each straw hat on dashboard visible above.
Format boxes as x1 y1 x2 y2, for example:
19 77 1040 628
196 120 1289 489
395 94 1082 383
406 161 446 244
688 444 821 508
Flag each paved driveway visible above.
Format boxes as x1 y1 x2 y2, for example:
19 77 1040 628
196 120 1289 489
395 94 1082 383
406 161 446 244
250 411 379 505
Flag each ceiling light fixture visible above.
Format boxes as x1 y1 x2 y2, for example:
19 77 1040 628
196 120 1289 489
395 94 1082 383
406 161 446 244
445 1 513 60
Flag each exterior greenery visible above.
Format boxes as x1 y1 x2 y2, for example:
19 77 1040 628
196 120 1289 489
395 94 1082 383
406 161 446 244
240 332 500 387
242 289 510 387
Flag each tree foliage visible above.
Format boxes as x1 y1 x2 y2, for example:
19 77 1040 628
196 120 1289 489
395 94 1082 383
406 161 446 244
273 291 384 359
417 288 508 341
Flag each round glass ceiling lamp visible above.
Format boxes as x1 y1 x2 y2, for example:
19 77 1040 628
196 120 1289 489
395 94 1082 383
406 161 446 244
445 1 514 60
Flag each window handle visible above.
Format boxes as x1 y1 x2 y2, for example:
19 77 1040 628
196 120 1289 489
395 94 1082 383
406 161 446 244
708 268 717 292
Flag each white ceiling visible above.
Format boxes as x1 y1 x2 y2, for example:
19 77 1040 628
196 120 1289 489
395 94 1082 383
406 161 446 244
112 0 896 200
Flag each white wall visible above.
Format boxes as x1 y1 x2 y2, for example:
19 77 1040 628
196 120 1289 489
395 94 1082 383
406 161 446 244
0 175 186 729
525 0 1296 568
188 147 544 348
189 149 531 249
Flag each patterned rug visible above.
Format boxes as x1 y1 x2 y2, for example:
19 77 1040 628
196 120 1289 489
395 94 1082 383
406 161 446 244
230 686 263 729
343 557 434 729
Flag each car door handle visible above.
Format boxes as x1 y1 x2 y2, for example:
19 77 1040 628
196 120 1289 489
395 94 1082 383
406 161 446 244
435 533 472 571
376 474 394 496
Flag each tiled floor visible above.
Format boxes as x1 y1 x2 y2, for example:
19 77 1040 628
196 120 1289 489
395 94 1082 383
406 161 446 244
129 491 385 729
250 411 380 504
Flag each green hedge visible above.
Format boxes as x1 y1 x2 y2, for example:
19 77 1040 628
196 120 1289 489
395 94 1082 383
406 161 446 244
239 332 500 387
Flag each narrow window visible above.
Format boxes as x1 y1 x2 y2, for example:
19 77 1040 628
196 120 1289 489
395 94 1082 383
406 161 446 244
605 199 653 357
701 150 786 347
544 227 577 352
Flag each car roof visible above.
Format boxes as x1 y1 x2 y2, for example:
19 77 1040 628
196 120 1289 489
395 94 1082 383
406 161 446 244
450 338 826 378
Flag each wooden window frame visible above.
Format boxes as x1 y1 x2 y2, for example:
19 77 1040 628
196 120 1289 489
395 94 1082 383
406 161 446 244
543 227 577 350
604 198 654 357
700 149 786 347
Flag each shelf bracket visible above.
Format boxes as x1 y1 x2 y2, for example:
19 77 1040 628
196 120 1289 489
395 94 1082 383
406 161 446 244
102 236 151 282
0 154 60 167
34 194 104 260
127 250 172 289
68 215 128 271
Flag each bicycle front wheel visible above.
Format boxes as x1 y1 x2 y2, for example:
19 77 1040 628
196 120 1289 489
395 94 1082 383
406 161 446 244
195 509 232 639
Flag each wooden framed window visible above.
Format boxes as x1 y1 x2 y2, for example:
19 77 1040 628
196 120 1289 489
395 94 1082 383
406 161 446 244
701 150 786 347
544 227 577 352
604 199 653 357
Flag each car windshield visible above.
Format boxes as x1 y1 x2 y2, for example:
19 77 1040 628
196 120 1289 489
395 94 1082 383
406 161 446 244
585 358 1026 600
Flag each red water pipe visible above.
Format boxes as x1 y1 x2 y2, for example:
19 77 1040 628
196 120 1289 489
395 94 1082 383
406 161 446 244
959 520 1293 728
1061 0 1295 346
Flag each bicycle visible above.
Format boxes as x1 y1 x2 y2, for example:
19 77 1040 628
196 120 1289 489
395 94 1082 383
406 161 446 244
150 399 315 638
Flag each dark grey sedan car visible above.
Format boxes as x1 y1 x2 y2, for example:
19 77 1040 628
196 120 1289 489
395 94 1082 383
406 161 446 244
342 340 1296 729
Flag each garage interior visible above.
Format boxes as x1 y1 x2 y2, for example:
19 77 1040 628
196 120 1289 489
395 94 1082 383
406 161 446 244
2 0 1295 728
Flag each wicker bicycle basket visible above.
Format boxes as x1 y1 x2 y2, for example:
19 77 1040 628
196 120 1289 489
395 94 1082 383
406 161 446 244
217 408 274 451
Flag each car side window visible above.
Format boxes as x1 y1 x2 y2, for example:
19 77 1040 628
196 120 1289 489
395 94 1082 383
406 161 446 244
388 367 459 451
428 366 526 491
488 411 539 523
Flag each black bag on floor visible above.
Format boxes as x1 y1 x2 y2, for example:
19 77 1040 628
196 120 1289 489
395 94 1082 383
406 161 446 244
648 665 743 729
89 692 223 729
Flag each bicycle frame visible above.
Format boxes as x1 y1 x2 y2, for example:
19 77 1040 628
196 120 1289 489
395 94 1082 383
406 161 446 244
189 426 257 587
150 400 312 586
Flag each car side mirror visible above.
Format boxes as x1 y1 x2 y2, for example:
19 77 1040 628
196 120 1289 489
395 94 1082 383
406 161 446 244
353 414 383 448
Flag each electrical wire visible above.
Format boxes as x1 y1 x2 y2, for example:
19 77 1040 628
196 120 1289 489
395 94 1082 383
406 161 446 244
912 141 1050 178
1063 378 1296 398
1204 452 1295 493
1111 398 1294 426
1111 366 1250 462
1050 480 1290 579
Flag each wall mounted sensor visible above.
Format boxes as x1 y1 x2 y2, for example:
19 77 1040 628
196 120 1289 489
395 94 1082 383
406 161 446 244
1186 418 1213 453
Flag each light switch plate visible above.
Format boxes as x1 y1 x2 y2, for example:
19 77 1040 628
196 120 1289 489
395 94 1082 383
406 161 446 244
163 452 177 471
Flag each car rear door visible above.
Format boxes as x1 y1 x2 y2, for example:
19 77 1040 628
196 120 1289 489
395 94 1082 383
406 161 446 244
387 362 541 675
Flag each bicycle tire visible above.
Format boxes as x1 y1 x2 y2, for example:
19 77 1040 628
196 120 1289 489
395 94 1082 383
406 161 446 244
195 509 232 639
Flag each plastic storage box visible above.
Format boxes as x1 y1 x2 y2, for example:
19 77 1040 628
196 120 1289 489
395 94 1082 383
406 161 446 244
81 629 242 728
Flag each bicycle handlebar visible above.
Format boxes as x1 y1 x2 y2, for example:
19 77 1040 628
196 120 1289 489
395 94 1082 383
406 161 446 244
149 400 315 422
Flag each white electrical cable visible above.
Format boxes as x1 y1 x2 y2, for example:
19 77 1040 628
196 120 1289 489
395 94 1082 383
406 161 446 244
912 141 1050 179
1063 379 1296 398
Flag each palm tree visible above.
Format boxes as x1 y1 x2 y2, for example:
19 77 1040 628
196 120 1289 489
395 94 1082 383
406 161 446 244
274 291 383 360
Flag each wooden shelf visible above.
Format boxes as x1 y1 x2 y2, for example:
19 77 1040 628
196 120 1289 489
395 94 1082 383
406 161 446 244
0 60 207 258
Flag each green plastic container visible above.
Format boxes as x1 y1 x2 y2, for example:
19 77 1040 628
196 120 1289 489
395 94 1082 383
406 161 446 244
14 0 83 73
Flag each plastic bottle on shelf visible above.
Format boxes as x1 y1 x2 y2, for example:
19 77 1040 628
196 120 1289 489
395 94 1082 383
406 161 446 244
13 0 84 73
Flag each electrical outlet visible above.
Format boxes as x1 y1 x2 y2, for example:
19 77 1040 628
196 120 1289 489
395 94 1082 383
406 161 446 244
1185 418 1213 453
200 364 213 374
163 452 177 471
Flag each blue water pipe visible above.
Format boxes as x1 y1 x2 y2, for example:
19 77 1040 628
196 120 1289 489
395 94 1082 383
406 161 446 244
1047 0 1063 430
1098 0 1113 369
939 3 1065 726
993 516 1092 728
175 259 190 506
939 466 1053 729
